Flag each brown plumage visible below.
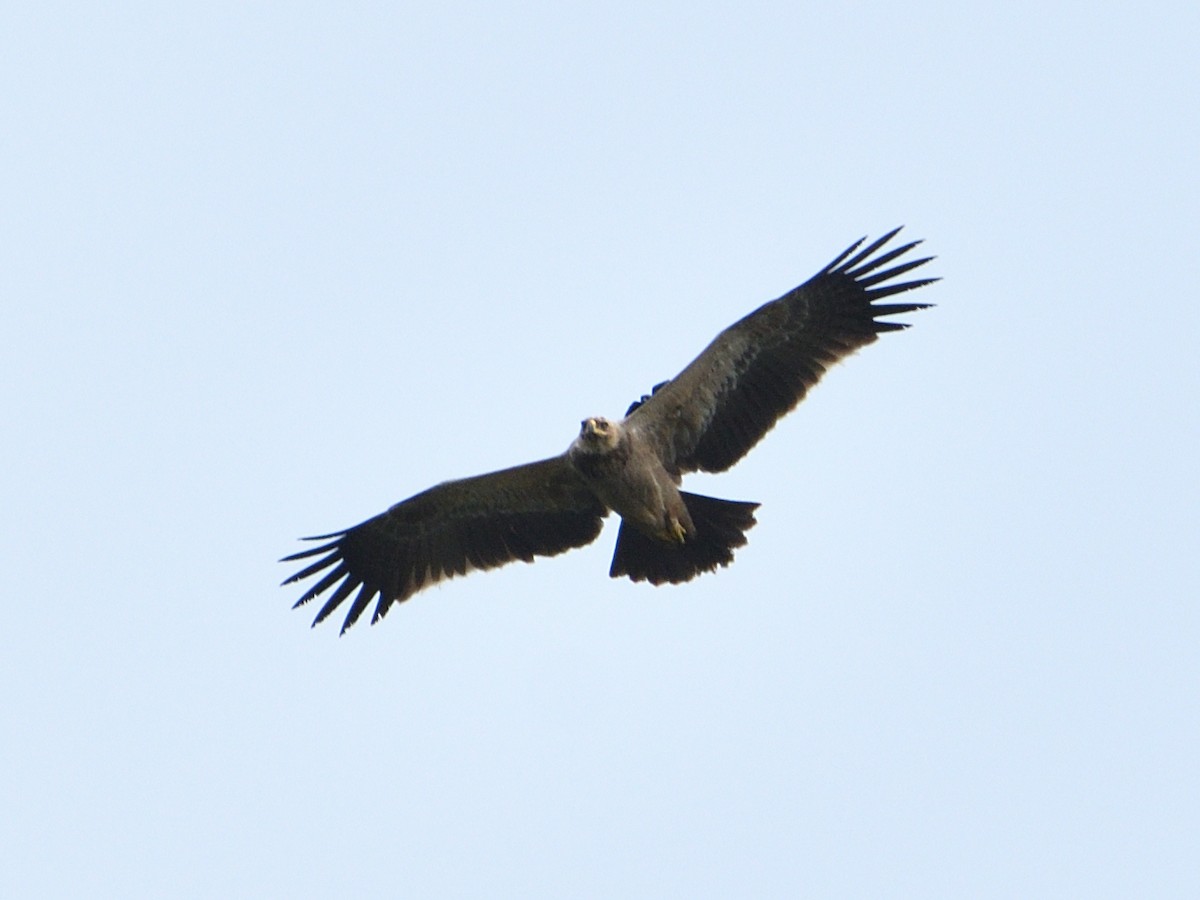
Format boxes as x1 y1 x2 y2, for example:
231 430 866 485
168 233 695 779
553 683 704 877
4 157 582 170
283 228 937 632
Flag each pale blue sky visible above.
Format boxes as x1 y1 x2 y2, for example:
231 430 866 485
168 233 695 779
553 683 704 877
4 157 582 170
3 2 1197 897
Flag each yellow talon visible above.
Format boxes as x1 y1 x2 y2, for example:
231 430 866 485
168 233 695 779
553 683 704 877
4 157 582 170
670 519 688 544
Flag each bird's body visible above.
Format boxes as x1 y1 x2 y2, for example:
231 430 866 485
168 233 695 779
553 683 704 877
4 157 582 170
283 228 937 632
569 416 690 543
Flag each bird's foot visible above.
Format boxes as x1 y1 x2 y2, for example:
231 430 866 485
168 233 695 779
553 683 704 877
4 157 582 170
669 518 688 544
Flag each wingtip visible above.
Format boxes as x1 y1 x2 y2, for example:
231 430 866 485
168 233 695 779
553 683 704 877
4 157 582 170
299 529 349 542
826 227 923 277
822 234 869 273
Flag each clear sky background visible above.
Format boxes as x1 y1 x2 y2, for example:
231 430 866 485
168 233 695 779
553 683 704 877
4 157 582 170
3 2 1197 897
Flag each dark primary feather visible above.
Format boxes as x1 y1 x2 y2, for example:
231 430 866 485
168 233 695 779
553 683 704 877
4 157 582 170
281 456 605 633
626 227 936 474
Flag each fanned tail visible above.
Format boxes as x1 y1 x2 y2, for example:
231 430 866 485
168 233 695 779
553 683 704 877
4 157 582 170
610 492 760 585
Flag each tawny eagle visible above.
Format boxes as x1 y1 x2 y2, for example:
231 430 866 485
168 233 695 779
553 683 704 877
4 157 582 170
283 228 936 632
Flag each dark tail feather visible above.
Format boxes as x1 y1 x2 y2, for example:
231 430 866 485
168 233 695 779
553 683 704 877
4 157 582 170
609 493 760 585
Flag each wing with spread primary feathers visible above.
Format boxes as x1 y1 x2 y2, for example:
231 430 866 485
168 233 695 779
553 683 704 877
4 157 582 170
282 456 606 633
626 228 936 474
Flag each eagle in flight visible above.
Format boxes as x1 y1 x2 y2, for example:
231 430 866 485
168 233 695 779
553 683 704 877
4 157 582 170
283 228 937 632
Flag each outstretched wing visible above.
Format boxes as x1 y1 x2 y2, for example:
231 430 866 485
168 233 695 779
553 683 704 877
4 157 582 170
627 228 936 474
282 456 606 633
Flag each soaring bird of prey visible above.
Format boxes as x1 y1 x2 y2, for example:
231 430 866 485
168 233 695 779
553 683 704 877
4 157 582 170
283 228 936 632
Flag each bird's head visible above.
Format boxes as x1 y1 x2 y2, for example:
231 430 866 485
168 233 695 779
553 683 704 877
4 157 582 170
575 416 622 454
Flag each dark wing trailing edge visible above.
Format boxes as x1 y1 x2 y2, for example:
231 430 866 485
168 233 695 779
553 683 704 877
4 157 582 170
627 227 936 474
281 456 606 633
